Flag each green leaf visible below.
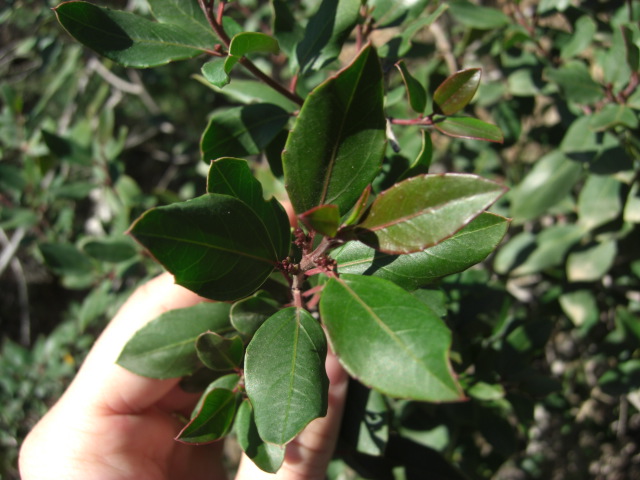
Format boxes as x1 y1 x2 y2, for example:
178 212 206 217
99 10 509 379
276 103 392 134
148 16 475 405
320 274 463 401
340 381 389 456
511 225 585 276
245 307 329 445
334 213 508 289
177 387 239 444
432 116 504 143
544 61 604 104
146 0 217 43
206 157 290 260
399 130 433 180
567 241 617 282
201 104 290 161
272 0 300 57
197 78 299 111
117 303 232 379
588 104 639 131
369 0 431 28
355 174 505 254
41 129 92 165
396 60 427 113
229 32 279 57
81 238 137 263
235 400 286 473
577 175 622 230
283 44 386 215
509 151 583 224
433 68 481 116
201 58 231 88
54 2 211 68
299 204 340 237
559 290 599 330
39 242 93 276
196 332 244 371
624 182 640 223
560 15 596 59
230 291 279 337
295 0 361 73
128 194 282 301
448 0 509 29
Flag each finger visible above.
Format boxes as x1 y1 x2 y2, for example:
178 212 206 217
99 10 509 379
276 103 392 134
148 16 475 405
235 349 349 480
64 273 206 415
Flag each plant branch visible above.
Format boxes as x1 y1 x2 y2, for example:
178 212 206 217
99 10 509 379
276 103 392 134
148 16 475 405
238 58 304 106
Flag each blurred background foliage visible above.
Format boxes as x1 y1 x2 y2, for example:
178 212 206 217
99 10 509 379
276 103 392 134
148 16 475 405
1 0 639 479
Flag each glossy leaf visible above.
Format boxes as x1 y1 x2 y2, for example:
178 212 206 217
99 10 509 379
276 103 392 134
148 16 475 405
177 378 239 444
235 400 286 473
128 194 281 301
320 274 463 401
206 158 290 260
343 186 372 226
201 104 290 161
146 0 217 43
355 174 505 254
54 2 211 68
230 291 279 337
433 68 481 116
335 213 508 290
229 32 279 57
396 60 427 113
245 307 328 445
117 303 232 379
283 45 386 215
299 205 340 237
196 332 244 371
295 0 361 73
432 116 504 143
399 130 433 180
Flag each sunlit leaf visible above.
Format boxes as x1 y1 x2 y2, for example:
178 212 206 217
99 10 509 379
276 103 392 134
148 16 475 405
432 116 503 143
396 60 427 113
235 400 286 473
433 68 481 116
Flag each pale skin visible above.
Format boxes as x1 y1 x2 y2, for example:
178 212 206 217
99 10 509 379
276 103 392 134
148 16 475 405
19 273 349 480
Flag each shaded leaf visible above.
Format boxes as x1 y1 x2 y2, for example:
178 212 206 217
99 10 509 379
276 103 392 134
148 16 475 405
335 213 508 289
299 204 340 237
511 225 585 276
177 385 239 444
117 303 232 379
230 291 279 337
39 242 93 276
433 68 481 116
245 307 328 445
229 32 279 57
398 130 433 180
355 174 505 254
235 400 286 473
341 380 389 456
82 238 137 263
320 274 463 401
128 194 282 301
396 60 427 113
432 116 503 143
196 332 244 371
283 44 386 215
201 104 290 161
54 1 211 68
448 0 509 29
41 129 92 165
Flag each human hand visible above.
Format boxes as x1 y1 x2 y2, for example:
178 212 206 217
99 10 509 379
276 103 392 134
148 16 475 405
19 273 348 480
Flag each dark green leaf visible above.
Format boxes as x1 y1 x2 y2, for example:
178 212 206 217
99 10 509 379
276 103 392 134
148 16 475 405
341 381 389 456
355 174 505 254
206 157 290 260
230 291 279 337
272 0 300 57
320 274 463 401
41 129 92 165
343 186 372 226
54 2 211 67
295 0 361 73
177 388 238 444
82 238 137 263
335 213 508 289
511 225 584 276
399 130 433 180
369 0 431 28
432 116 503 143
599 359 640 396
117 303 232 379
235 400 286 473
229 32 279 57
283 45 386 215
299 204 340 237
245 307 328 445
128 194 281 301
39 242 93 276
196 332 244 371
201 104 290 161
433 68 481 116
395 60 427 113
